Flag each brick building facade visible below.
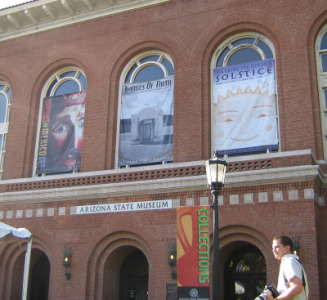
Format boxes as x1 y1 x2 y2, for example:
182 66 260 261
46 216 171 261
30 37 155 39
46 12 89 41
0 0 326 299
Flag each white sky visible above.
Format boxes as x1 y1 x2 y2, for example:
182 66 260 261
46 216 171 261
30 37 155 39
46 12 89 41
0 0 34 10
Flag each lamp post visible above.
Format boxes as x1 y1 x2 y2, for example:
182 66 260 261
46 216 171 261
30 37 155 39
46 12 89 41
205 151 227 300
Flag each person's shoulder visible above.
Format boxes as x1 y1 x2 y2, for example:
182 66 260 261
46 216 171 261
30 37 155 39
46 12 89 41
283 254 299 261
282 254 301 266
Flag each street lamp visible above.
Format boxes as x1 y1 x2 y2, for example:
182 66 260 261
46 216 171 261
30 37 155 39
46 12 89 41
205 151 227 300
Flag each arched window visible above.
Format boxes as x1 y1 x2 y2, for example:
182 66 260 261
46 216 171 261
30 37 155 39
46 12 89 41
35 67 87 176
211 33 279 156
316 25 327 159
117 51 174 167
0 82 12 179
225 246 267 300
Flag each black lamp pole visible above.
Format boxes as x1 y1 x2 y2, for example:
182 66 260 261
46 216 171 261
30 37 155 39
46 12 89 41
211 187 221 300
205 151 227 300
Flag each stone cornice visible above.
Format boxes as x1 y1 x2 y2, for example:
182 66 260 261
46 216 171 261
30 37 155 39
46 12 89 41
0 164 322 205
0 0 170 42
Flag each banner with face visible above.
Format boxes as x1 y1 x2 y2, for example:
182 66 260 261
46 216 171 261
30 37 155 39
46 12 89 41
212 59 278 155
36 91 86 175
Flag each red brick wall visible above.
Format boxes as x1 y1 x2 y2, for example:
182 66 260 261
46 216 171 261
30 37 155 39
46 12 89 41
0 0 325 178
0 0 326 299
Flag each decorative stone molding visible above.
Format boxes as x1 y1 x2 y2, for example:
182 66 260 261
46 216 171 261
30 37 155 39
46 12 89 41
273 191 283 202
230 195 239 205
0 0 170 41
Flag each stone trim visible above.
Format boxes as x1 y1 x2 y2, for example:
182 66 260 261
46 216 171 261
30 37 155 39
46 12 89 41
0 0 171 41
0 187 322 220
0 164 322 205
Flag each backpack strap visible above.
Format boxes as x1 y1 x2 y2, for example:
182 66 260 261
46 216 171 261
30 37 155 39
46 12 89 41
283 257 307 296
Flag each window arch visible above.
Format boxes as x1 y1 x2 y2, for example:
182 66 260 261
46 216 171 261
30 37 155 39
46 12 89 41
316 25 327 160
117 51 174 167
224 246 267 299
35 67 87 176
211 33 279 156
0 82 12 179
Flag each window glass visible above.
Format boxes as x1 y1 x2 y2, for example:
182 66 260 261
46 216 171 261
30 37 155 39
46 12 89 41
227 48 262 66
322 54 327 72
162 58 174 76
0 83 11 179
0 136 2 169
216 47 229 68
140 55 159 63
211 33 278 157
134 65 165 82
61 71 76 78
232 38 255 47
55 80 80 96
257 40 274 59
46 79 58 97
0 93 7 122
316 28 327 159
78 74 87 90
320 32 327 50
35 68 87 176
125 64 138 83
118 52 174 167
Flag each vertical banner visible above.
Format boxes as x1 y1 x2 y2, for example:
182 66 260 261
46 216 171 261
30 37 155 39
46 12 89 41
36 91 86 175
177 206 211 299
212 59 278 155
119 76 174 166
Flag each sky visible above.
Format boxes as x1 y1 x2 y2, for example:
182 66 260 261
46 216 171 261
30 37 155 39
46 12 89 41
0 0 34 10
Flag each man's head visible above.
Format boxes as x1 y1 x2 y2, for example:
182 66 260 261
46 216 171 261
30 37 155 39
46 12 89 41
272 236 294 260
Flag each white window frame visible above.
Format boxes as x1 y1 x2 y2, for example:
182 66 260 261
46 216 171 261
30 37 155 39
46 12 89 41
115 51 174 168
0 82 11 179
210 32 280 156
316 24 327 160
33 67 87 176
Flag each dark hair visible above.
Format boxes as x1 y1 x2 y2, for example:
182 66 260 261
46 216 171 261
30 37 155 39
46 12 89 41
273 236 294 253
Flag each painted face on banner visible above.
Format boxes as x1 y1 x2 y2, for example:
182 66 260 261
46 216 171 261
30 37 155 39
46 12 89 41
214 88 277 151
49 103 85 171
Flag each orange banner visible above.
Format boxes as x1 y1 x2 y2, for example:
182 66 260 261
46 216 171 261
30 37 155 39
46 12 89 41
177 206 211 290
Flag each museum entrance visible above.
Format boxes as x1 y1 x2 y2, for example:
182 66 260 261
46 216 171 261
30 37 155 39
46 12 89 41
28 252 50 300
224 245 266 300
119 249 149 300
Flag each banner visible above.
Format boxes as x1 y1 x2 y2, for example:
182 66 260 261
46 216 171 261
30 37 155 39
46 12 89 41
36 91 86 175
177 206 211 300
212 59 278 155
119 76 174 166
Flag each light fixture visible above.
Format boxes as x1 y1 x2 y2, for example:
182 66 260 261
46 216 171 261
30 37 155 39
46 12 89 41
205 150 227 300
168 240 177 279
63 247 72 280
205 151 227 191
292 236 300 255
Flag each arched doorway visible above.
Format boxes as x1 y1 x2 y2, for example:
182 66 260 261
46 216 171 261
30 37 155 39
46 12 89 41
119 249 148 300
9 248 50 300
28 251 50 300
224 245 266 300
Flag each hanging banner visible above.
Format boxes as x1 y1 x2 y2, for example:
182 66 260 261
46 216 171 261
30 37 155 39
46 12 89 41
212 59 278 155
36 91 86 175
119 76 174 166
177 206 211 300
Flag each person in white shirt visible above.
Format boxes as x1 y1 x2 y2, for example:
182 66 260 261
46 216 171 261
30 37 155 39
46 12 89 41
267 236 308 300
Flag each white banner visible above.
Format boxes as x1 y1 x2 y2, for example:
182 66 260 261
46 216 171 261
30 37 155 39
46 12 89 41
75 199 172 215
212 59 278 155
119 76 174 166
